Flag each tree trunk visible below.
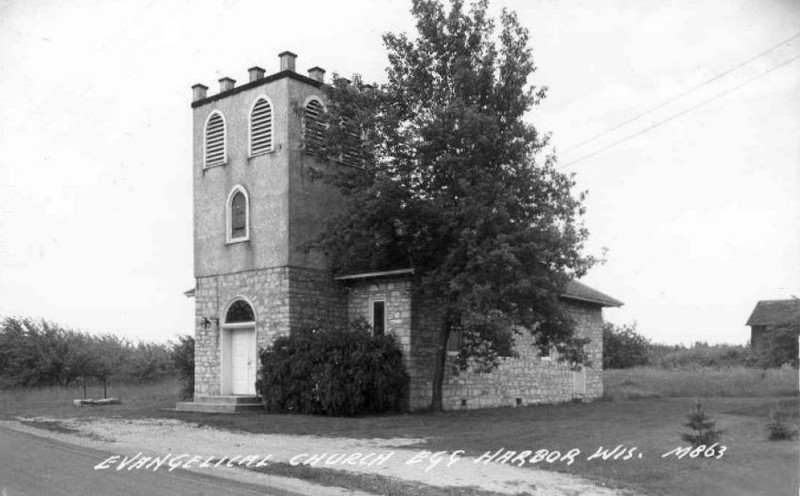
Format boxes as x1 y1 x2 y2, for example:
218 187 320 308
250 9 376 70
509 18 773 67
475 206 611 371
430 324 450 412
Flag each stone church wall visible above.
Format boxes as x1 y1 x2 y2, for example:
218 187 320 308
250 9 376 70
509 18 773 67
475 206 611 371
193 266 345 396
345 280 605 411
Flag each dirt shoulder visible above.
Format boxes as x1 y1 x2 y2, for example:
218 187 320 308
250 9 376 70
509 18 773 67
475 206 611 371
2 416 641 496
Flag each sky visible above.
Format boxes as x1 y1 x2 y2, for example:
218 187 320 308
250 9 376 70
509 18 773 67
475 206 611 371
1 0 798 346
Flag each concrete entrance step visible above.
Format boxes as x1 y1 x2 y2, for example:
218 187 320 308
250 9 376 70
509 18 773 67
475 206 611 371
175 395 262 413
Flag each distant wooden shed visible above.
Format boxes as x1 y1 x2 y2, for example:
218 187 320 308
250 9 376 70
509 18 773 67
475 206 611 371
745 299 800 349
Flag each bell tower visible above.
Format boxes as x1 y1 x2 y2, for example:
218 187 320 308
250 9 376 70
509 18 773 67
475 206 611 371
189 51 346 397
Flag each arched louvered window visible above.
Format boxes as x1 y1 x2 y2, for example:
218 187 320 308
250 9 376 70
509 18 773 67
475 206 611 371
205 111 226 167
303 98 324 153
227 185 249 243
341 116 363 167
250 97 273 156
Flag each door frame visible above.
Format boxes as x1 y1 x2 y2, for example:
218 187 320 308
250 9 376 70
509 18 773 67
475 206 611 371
219 296 257 396
221 324 256 395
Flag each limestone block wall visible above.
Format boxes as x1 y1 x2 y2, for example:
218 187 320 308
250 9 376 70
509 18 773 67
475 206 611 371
345 278 413 376
288 266 348 330
193 265 346 396
408 297 605 411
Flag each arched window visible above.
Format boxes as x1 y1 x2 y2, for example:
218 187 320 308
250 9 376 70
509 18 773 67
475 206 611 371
250 97 273 156
341 116 363 167
204 111 226 167
303 98 325 152
226 186 249 242
225 299 255 324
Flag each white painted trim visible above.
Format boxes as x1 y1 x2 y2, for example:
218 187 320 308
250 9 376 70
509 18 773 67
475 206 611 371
369 298 387 336
222 295 257 326
203 110 227 169
334 268 414 281
248 95 274 157
302 95 326 111
302 96 326 152
226 185 250 243
220 296 258 395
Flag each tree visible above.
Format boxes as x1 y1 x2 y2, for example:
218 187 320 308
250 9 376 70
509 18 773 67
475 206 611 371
751 324 799 368
310 0 597 410
603 322 650 369
682 401 722 449
172 334 195 400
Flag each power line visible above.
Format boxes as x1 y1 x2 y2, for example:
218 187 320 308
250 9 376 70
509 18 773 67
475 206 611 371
561 31 800 154
558 52 800 169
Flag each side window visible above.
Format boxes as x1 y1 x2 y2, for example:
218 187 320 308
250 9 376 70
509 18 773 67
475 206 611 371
250 97 273 156
371 300 386 336
303 98 325 153
446 328 461 354
227 186 249 243
205 111 226 167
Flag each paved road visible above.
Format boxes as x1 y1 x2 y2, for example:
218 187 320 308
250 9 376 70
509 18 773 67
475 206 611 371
0 426 304 496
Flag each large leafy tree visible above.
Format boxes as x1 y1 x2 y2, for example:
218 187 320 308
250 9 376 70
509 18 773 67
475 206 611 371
309 0 598 410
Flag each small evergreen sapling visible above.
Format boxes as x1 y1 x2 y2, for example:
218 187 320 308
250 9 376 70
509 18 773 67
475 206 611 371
767 407 798 441
682 401 722 448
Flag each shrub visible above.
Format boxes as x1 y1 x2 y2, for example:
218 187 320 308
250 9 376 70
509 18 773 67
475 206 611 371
767 406 798 441
682 400 723 448
171 335 195 400
751 325 800 369
257 321 409 416
603 323 650 369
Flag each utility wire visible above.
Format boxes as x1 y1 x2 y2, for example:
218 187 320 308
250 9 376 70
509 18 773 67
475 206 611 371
558 52 800 169
561 31 800 154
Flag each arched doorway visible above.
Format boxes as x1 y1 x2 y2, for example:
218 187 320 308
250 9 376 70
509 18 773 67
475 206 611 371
221 298 256 395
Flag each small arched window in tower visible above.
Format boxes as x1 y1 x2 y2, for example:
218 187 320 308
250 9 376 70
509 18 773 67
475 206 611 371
205 111 226 168
227 186 249 243
225 299 255 324
303 98 325 153
250 97 273 156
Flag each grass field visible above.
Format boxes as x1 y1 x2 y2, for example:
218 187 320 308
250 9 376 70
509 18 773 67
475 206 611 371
605 366 799 399
2 370 798 496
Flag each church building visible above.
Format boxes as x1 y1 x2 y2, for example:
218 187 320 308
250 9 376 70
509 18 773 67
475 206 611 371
178 52 622 413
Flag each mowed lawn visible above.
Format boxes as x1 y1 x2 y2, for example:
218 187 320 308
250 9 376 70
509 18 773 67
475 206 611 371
2 370 798 496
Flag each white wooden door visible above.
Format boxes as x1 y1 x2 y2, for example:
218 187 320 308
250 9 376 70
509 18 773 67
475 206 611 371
230 329 255 395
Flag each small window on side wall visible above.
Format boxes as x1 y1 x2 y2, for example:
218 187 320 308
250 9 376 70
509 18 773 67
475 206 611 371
227 186 249 243
446 328 461 354
371 300 385 336
540 345 552 360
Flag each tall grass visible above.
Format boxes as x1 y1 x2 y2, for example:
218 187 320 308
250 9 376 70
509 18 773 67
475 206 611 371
605 366 799 400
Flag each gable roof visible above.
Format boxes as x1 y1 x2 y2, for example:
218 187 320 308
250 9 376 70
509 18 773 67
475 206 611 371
746 299 800 326
335 268 623 308
561 280 624 307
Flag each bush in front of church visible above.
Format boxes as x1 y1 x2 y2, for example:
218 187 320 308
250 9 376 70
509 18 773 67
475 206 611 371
256 321 409 416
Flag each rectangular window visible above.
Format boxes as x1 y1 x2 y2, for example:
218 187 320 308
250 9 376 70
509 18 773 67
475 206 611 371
371 300 385 336
540 346 552 360
446 328 461 354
